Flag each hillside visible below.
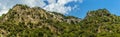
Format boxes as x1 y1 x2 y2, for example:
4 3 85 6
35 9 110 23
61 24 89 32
80 9 120 37
0 4 120 37
0 4 81 37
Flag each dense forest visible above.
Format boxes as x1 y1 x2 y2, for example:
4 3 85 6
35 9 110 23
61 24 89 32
0 4 120 37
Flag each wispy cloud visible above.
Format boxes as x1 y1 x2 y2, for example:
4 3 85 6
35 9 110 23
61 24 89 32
44 0 83 14
0 0 83 16
0 3 1 6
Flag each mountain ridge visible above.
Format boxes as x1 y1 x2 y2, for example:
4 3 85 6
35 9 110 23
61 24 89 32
0 4 81 37
1 4 120 37
0 4 81 24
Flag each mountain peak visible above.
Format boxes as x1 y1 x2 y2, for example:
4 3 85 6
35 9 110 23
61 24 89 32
83 9 119 24
87 9 110 17
1 4 81 24
1 4 120 37
0 4 82 37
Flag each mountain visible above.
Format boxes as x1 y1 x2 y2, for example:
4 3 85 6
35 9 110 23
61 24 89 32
0 4 80 25
0 4 81 37
79 9 120 37
0 4 120 37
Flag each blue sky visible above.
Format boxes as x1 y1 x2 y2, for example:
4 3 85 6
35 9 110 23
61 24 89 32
0 0 120 19
68 0 120 18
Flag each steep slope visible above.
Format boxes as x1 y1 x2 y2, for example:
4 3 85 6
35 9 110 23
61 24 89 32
0 4 81 37
1 4 120 37
79 9 120 37
0 4 80 24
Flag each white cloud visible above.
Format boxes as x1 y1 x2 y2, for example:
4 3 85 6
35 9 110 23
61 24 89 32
44 3 72 14
47 0 56 4
43 0 83 14
0 6 9 16
0 0 83 16
20 0 46 7
0 3 1 6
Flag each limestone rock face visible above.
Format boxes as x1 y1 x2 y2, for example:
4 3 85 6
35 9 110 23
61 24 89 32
0 4 81 37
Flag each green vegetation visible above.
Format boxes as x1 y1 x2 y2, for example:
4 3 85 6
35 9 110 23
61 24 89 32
0 4 120 37
0 16 1 19
79 9 120 37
